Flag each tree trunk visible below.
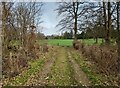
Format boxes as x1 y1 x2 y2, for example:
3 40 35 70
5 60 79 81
2 2 8 58
74 14 77 41
95 37 98 44
103 2 111 45
116 1 120 85
73 2 78 42
107 2 111 44
103 2 108 44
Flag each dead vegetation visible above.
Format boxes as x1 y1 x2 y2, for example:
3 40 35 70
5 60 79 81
73 40 80 50
77 42 118 84
3 42 49 78
2 26 49 79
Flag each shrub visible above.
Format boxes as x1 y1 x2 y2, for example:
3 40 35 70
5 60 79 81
79 43 118 76
73 40 80 50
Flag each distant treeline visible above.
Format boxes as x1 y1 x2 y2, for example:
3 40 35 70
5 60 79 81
46 29 118 40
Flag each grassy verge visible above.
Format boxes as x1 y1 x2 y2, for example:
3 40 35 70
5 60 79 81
5 58 45 86
71 50 104 85
3 46 55 86
47 47 76 86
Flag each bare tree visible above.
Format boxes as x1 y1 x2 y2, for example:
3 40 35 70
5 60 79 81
2 2 43 77
103 2 108 44
107 1 112 44
103 1 117 44
86 1 116 45
56 1 88 41
2 2 14 58
13 2 43 48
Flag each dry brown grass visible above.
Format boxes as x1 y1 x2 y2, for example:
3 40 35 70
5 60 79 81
79 42 118 76
2 42 49 78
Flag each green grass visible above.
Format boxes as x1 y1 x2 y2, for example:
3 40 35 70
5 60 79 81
11 38 111 47
47 39 73 46
81 39 103 45
47 47 77 86
71 50 104 85
10 40 21 46
44 39 103 46
6 58 45 86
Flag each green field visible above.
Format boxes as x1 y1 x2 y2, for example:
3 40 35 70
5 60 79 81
13 39 104 47
81 39 103 45
44 39 103 46
47 39 73 46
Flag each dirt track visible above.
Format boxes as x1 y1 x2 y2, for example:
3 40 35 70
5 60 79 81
3 46 92 86
25 46 91 86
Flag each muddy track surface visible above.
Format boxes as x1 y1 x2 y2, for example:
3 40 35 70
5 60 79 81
25 47 57 86
67 49 91 86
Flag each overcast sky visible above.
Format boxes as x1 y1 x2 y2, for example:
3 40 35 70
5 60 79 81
39 2 60 36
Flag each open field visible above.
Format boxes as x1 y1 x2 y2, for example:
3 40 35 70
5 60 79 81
47 39 73 46
13 38 115 47
44 39 103 46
